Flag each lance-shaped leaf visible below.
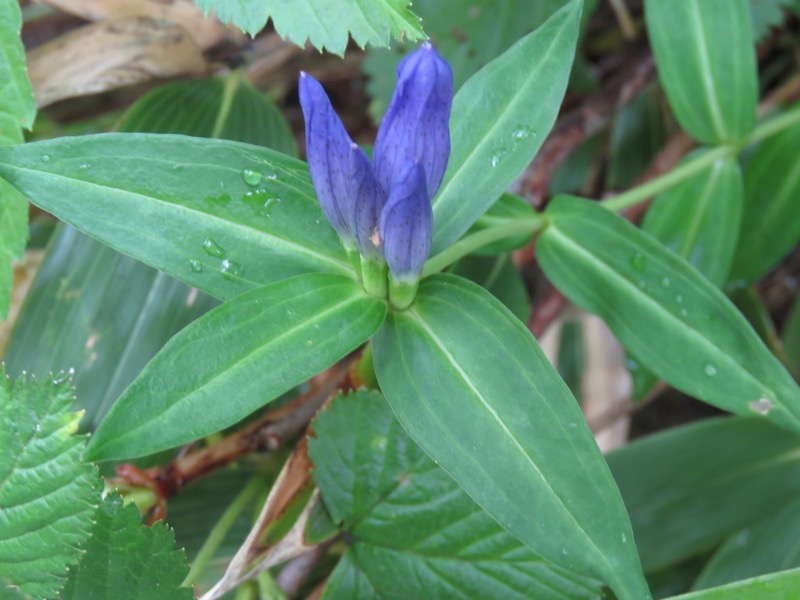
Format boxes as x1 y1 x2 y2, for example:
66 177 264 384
379 164 432 282
430 0 582 253
84 273 386 460
644 0 757 144
0 134 352 301
537 196 800 434
373 42 453 199
373 274 650 600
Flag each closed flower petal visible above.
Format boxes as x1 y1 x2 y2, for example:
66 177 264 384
349 143 387 260
379 164 432 282
374 42 454 200
299 72 360 246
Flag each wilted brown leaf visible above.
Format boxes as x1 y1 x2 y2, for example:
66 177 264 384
28 16 207 107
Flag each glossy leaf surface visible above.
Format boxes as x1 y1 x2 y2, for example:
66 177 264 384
60 496 193 600
430 0 582 253
671 567 800 600
0 370 99 597
643 153 743 289
195 0 424 55
310 391 604 600
645 0 757 144
607 417 800 572
729 120 800 284
0 134 352 301
538 196 800 434
85 273 385 460
373 274 649 600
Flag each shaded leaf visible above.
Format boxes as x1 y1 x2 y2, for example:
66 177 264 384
538 196 800 434
450 253 530 322
644 0 757 144
671 567 800 600
430 0 582 253
729 119 800 285
0 369 99 598
607 416 800 572
462 192 538 255
310 391 604 600
85 273 385 460
0 134 352 301
373 274 649 600
194 0 424 55
59 495 193 600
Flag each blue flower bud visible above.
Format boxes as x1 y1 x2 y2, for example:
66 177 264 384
379 164 432 282
374 42 454 200
299 72 361 248
349 143 387 260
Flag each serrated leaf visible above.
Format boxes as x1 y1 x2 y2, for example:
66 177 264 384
85 273 386 460
0 368 99 598
118 75 298 157
430 0 582 254
537 196 800 434
644 0 757 144
59 495 193 600
729 119 800 285
0 134 352 301
309 391 604 600
0 0 36 320
607 417 800 572
372 274 650 600
195 0 424 55
364 0 571 121
692 495 800 590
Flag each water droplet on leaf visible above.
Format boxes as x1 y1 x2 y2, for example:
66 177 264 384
630 253 646 272
202 237 226 258
661 276 671 288
41 154 51 162
704 364 717 377
220 258 244 279
242 168 263 186
188 259 203 273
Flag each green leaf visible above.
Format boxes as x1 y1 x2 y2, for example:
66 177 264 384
537 196 800 434
0 134 352 301
670 567 800 600
363 0 571 121
430 0 582 254
748 0 798 43
644 0 757 144
59 495 193 600
692 495 800 590
372 274 650 600
607 416 800 572
784 296 800 378
310 391 604 600
4 225 219 429
117 75 298 157
729 120 800 284
194 0 424 55
449 253 530 323
0 369 100 598
642 152 743 288
0 0 36 319
85 273 385 461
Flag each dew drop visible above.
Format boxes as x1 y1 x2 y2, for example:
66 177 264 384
676 294 683 303
621 533 627 544
489 149 507 168
263 197 281 215
510 125 535 141
188 259 203 273
679 308 689 317
242 168 263 186
202 237 226 258
704 364 718 377
173 164 185 172
661 276 671 288
41 154 51 162
79 163 90 170
220 258 244 279
34 423 42 433
748 398 774 415
630 253 646 272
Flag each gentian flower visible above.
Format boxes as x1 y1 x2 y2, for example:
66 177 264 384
299 42 453 308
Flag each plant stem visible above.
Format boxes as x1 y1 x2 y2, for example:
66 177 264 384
183 476 266 587
423 215 544 276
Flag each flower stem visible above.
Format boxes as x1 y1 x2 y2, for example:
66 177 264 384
423 215 544 276
361 257 388 298
182 476 265 587
388 277 419 310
